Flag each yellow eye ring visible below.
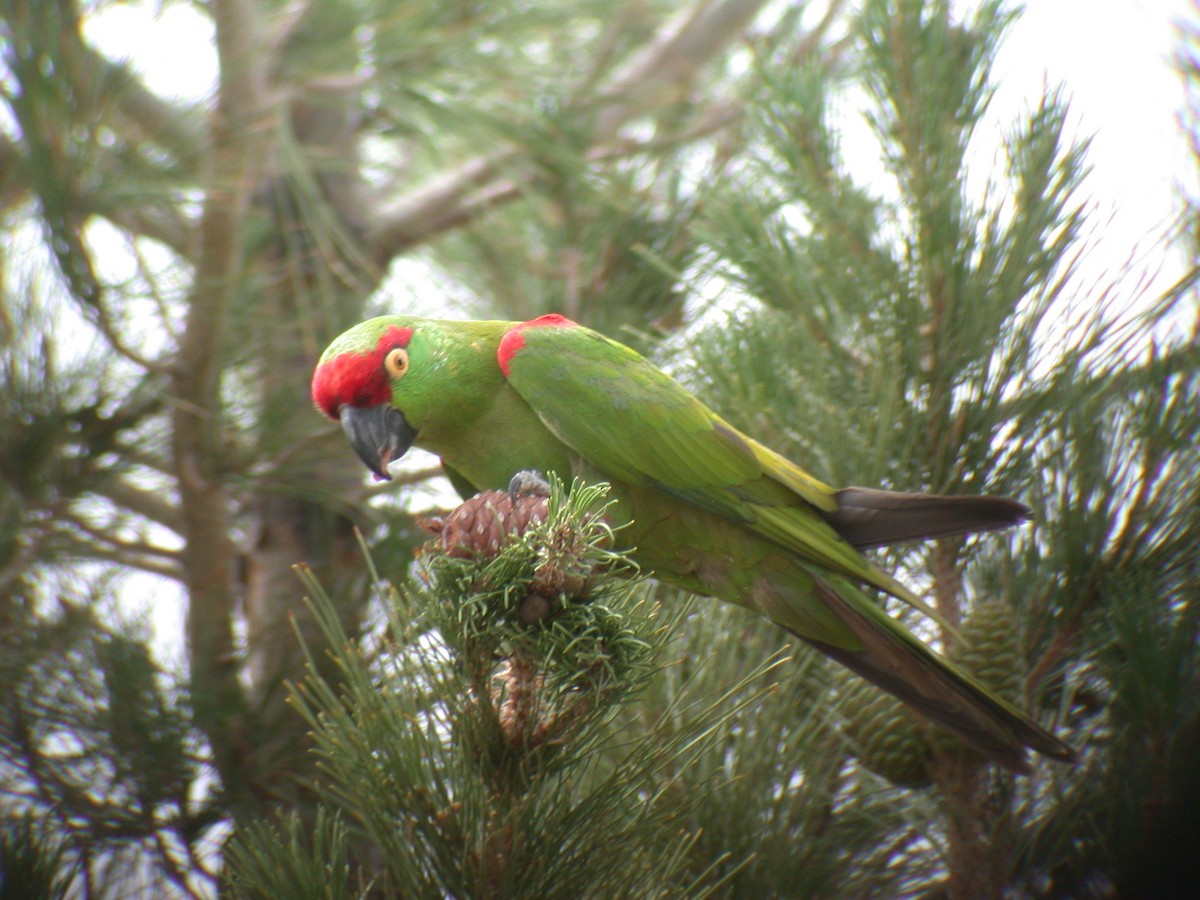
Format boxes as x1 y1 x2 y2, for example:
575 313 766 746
384 347 409 379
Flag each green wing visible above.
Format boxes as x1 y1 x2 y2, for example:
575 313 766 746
501 321 915 601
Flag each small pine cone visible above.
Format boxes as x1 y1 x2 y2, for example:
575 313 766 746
948 598 1024 703
528 560 589 599
838 673 934 789
932 598 1027 761
518 591 559 624
434 489 549 559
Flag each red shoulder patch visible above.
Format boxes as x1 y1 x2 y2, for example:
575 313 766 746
311 324 413 419
523 313 575 329
497 314 577 377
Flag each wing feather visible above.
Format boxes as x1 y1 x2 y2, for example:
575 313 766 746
500 320 917 599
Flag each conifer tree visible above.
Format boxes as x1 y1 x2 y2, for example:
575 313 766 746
2 0 1197 896
672 3 1199 895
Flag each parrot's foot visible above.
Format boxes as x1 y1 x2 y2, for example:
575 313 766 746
509 469 552 502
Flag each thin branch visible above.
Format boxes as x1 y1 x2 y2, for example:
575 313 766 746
113 442 175 479
151 827 208 900
1025 616 1081 701
368 0 773 258
131 241 186 344
363 0 853 258
369 150 518 257
0 132 27 214
69 37 209 164
51 518 183 581
396 173 527 250
70 235 185 380
589 0 769 137
83 194 194 259
62 513 181 563
91 477 183 535
0 520 58 595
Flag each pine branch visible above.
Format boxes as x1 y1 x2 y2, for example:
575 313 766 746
65 32 209 163
1 1 199 254
589 0 768 136
368 0 771 257
227 478 779 895
0 132 25 214
53 510 183 577
93 480 183 535
78 191 194 259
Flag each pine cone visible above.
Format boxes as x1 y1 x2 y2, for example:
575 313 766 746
840 601 1026 780
838 673 934 789
422 489 549 560
921 598 1026 762
948 598 1024 703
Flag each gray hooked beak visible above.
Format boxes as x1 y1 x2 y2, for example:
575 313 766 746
339 405 417 482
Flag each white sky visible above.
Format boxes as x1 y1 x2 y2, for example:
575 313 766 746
80 0 1197 661
87 1 1196 250
997 0 1194 295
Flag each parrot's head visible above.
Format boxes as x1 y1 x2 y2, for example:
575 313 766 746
312 315 475 481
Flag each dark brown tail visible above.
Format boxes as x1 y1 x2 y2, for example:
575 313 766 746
825 487 1031 550
807 579 1076 774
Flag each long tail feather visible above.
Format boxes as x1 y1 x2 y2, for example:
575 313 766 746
805 579 1076 773
825 487 1032 550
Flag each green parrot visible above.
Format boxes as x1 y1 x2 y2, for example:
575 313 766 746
312 313 1075 773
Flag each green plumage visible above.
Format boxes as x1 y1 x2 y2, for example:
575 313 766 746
312 313 1075 772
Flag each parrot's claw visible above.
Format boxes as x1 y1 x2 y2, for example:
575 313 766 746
508 469 551 502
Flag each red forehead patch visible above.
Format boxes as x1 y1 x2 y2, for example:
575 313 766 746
311 324 413 419
497 313 576 377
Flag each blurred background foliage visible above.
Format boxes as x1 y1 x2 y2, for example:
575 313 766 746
1 0 1197 896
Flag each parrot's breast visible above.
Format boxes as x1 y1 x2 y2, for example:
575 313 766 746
419 383 576 493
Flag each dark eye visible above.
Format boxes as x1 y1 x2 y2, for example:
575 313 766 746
384 347 409 379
